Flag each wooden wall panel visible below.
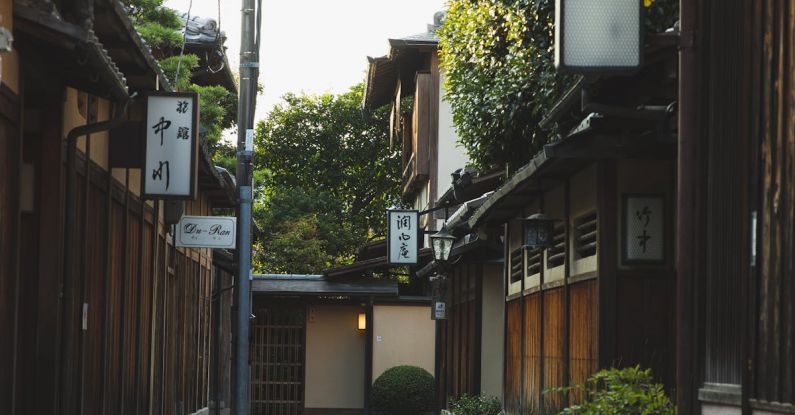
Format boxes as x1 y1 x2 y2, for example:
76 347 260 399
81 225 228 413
542 288 565 413
505 300 522 415
568 280 597 404
0 88 19 413
615 276 675 388
105 200 125 413
522 293 541 414
122 213 141 414
85 181 108 415
756 0 795 405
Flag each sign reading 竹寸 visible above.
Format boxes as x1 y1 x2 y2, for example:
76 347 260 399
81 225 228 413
623 195 664 263
143 92 199 199
387 209 419 265
176 216 237 248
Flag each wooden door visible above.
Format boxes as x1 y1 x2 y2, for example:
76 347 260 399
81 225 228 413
251 303 305 415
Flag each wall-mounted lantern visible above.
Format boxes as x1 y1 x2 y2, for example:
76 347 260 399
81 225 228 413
430 224 456 263
358 313 366 331
554 0 643 73
524 213 556 250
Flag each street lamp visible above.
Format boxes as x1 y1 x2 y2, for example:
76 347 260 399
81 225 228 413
555 0 643 73
524 213 556 250
430 224 456 262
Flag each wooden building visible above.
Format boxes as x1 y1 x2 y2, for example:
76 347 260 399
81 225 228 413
431 39 679 414
677 0 795 413
249 274 436 415
0 0 237 414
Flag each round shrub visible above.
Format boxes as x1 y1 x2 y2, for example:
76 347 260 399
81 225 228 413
371 365 434 415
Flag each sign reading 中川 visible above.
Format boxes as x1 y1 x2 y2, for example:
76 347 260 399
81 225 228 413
143 92 199 199
387 209 419 265
176 215 237 248
623 195 664 263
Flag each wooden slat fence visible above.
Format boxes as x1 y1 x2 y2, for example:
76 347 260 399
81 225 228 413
250 303 305 415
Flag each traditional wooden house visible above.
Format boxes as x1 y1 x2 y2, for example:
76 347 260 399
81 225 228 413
430 37 679 414
676 0 795 413
358 14 509 414
364 11 470 238
248 273 436 415
0 0 237 414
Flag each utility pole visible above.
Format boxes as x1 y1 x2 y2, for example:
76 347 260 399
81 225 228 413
234 0 259 411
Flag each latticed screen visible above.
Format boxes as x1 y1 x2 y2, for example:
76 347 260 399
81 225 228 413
510 248 524 283
574 211 598 259
526 248 542 276
547 224 566 268
250 305 306 415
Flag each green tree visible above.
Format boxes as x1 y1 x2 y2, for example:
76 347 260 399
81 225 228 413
252 84 400 273
438 0 678 171
121 0 237 155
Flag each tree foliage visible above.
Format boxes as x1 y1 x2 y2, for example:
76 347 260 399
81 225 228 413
438 0 678 171
122 0 237 154
253 84 400 273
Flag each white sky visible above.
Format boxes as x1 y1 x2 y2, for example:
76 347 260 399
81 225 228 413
165 0 446 125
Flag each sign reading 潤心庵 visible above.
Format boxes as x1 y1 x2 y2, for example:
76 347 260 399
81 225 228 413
387 209 419 265
143 92 198 199
623 195 664 263
176 216 237 249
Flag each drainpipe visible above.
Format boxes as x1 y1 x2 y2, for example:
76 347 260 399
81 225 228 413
676 0 698 412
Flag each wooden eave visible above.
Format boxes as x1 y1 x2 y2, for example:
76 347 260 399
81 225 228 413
252 275 399 298
92 0 173 93
363 39 436 110
13 3 129 100
467 126 676 230
323 248 433 279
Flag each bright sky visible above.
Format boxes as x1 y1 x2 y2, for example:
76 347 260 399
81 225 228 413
165 0 446 125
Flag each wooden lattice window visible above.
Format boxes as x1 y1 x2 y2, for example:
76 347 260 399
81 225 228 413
510 248 524 283
574 211 598 259
526 248 542 276
547 223 566 268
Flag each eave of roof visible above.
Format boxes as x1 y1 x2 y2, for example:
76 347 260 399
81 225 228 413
13 3 129 100
93 0 173 92
252 274 399 298
363 32 439 110
323 248 434 279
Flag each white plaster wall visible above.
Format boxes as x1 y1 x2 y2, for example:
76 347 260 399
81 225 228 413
305 304 366 409
480 264 505 400
372 304 436 380
437 72 469 190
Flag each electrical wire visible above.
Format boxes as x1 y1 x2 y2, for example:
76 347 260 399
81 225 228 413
173 0 194 89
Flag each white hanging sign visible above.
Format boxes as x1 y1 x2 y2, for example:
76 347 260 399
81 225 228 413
176 215 237 249
387 209 419 265
623 195 664 263
143 92 199 199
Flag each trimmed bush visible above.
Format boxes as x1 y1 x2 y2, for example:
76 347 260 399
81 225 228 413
371 365 434 415
449 394 502 415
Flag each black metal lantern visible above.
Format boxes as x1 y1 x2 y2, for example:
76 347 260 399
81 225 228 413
430 224 456 262
524 213 556 250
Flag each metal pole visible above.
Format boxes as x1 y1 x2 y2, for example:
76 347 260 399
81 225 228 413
233 0 258 410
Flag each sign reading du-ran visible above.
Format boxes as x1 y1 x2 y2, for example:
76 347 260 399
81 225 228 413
387 209 419 265
143 92 199 199
176 216 237 249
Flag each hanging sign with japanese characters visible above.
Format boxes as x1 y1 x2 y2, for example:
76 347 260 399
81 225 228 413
387 209 419 265
176 215 236 248
143 92 199 199
623 195 664 263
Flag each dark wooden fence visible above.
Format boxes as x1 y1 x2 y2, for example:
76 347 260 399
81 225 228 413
6 133 216 414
